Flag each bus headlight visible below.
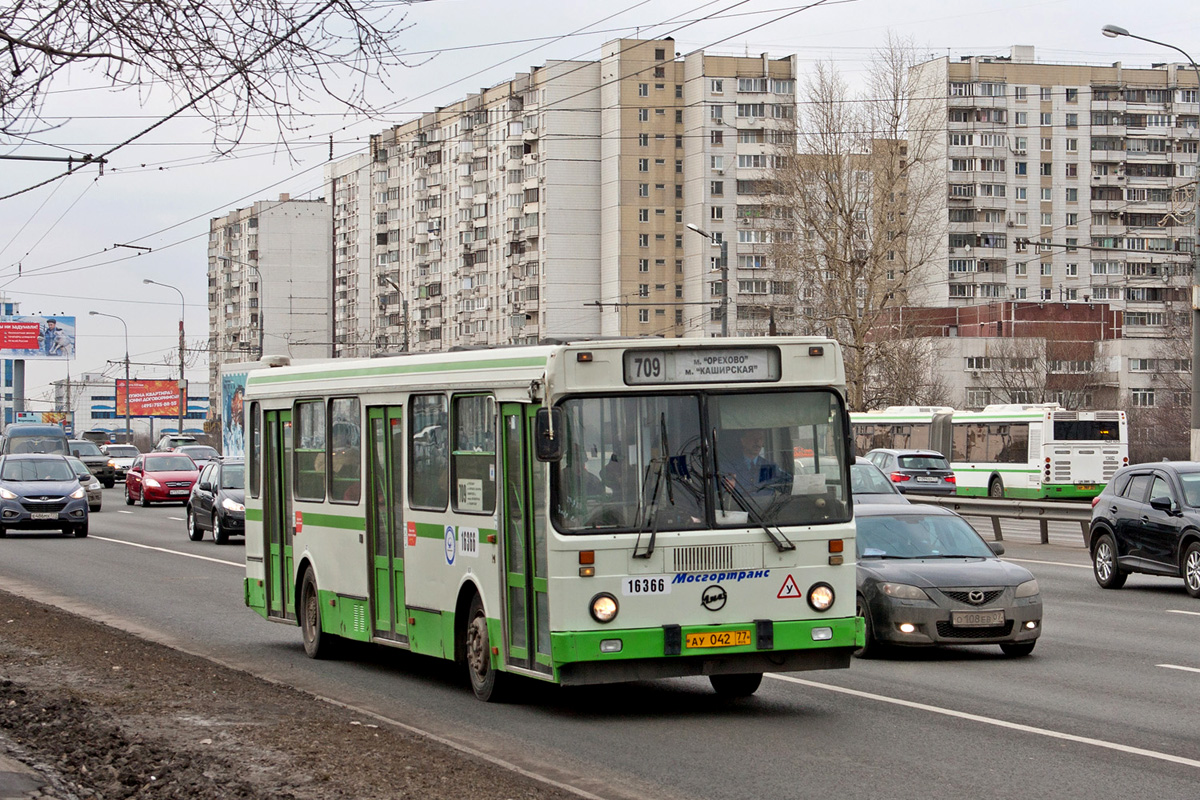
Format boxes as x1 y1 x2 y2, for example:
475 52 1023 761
807 582 835 612
590 593 619 624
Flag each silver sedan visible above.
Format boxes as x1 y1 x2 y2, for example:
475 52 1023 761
66 456 103 512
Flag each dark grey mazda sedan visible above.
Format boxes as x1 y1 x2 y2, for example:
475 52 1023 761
855 503 1042 657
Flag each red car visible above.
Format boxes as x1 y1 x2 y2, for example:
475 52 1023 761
125 453 200 506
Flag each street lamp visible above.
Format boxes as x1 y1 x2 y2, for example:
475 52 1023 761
143 278 186 438
216 255 264 357
1102 24 1200 459
381 274 409 352
89 311 131 444
686 223 729 336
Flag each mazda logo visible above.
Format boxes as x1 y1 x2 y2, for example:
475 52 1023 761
701 584 727 611
968 590 985 604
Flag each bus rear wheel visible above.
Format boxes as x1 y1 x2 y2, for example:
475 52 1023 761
465 594 506 702
300 570 338 659
709 673 763 697
988 477 1004 498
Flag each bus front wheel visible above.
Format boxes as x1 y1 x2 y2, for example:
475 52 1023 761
465 594 506 702
988 477 1004 498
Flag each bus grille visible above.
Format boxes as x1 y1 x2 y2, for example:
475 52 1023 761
669 544 759 573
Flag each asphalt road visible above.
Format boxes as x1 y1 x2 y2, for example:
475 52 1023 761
2 486 1199 800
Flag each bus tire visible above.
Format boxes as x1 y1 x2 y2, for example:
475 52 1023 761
1182 541 1200 598
988 477 1004 498
300 569 338 659
709 673 762 697
1092 532 1126 589
464 594 505 702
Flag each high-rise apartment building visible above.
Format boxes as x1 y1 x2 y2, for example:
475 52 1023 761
910 46 1198 332
324 39 797 355
207 194 332 392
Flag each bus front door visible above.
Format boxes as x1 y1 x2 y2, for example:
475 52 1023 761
500 404 551 676
366 407 407 642
263 409 296 621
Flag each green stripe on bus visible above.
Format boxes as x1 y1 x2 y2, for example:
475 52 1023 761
300 513 365 531
550 617 860 664
248 356 548 386
246 507 262 522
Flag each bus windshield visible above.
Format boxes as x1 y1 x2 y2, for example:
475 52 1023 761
552 390 850 533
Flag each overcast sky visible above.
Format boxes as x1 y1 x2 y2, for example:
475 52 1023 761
1 0 1196 413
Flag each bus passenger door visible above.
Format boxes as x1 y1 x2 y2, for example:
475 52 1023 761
263 409 296 621
366 406 407 642
500 404 552 676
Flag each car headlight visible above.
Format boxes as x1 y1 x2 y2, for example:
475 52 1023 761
108 460 117 467
222 497 245 513
807 582 835 611
0 487 16 500
144 477 161 488
70 487 86 500
590 593 619 624
1015 579 1040 598
879 582 930 601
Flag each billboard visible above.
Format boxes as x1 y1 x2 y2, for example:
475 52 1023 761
116 379 184 418
221 370 248 458
0 315 77 360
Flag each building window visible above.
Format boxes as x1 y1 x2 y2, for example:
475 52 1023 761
638 158 649 172
638 309 649 323
638 183 649 197
1016 111 1027 125
1040 112 1052 125
639 259 649 272
1065 113 1078 128
638 208 649 222
710 181 724 196
638 83 648 97
1132 388 1156 407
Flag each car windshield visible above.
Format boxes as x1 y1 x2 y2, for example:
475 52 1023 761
147 456 196 472
221 464 245 489
856 513 994 559
66 458 91 479
897 454 950 470
851 462 899 495
1 458 76 482
1179 472 1200 507
7 436 67 455
551 389 850 534
71 441 103 456
106 446 139 457
181 446 219 460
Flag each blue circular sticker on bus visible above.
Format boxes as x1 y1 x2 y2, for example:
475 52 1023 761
444 525 456 565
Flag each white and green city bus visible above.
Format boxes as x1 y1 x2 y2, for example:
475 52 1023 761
852 404 1128 499
243 337 861 700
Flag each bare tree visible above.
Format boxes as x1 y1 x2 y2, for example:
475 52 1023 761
0 1 414 146
764 34 946 410
982 337 1108 409
1126 336 1191 462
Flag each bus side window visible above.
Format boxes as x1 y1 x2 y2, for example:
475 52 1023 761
329 398 362 504
294 400 327 501
411 394 449 510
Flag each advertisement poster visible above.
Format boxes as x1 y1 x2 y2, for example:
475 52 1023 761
116 379 183 418
0 315 77 360
222 371 248 458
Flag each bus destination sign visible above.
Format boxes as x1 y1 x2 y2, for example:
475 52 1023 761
623 348 780 385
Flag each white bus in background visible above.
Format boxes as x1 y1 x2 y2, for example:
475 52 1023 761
852 404 1128 500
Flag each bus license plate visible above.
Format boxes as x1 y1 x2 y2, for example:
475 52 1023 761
30 512 56 520
685 629 751 649
1075 484 1096 491
951 610 1004 627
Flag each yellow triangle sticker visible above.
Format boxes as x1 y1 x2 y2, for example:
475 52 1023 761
777 574 802 599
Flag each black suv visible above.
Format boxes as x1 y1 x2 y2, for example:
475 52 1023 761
68 439 116 488
1088 461 1200 597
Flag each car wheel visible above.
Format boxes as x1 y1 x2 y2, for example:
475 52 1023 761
0 525 6 538
89 503 101 513
141 491 151 508
1000 641 1035 657
464 593 506 702
1182 541 1200 599
186 508 203 541
125 485 134 506
300 570 339 659
73 521 88 538
103 479 115 489
855 595 886 659
709 673 763 697
988 477 1004 498
1092 532 1127 589
213 513 229 545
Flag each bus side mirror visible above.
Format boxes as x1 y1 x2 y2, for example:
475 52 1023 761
534 407 564 462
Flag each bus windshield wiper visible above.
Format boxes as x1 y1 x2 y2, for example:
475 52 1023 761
633 414 674 559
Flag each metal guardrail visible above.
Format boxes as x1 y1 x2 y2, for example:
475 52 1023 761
906 495 1091 545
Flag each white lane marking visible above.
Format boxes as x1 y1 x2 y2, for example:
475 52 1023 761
167 516 184 521
1167 609 1200 617
1004 557 1091 570
768 674 1200 769
117 510 134 514
1158 664 1200 674
89 535 241 568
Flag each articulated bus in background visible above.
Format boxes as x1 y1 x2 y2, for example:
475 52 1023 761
242 338 861 701
852 404 1128 500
